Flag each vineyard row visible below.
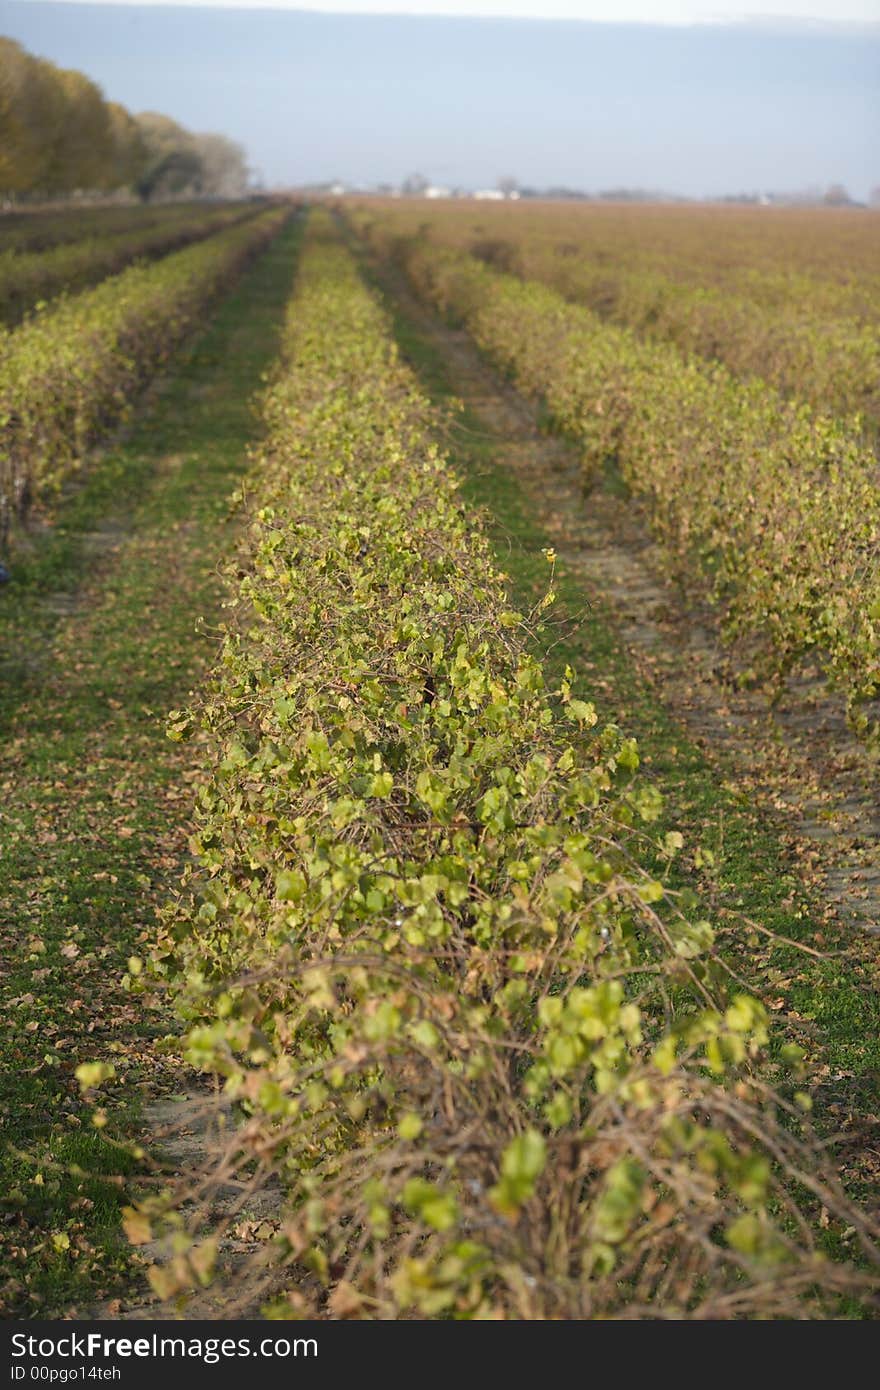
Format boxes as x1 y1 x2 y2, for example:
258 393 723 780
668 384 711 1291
0 201 263 326
362 230 879 746
0 206 290 551
351 203 880 426
136 212 875 1319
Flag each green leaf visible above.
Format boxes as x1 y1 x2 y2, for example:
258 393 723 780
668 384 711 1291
276 869 307 902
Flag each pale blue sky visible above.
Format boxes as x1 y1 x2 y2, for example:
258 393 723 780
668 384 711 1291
13 0 880 18
2 1 878 196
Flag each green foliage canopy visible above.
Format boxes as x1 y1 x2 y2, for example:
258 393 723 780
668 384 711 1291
0 38 248 201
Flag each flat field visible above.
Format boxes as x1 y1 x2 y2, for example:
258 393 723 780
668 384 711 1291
1 198 877 1320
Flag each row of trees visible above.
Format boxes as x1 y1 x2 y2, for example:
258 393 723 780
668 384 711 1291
0 38 248 201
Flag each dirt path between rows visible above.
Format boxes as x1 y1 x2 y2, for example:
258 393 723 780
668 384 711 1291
96 1091 289 1320
377 259 878 947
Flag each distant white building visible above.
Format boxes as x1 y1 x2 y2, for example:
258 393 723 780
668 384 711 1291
425 185 452 199
473 189 505 200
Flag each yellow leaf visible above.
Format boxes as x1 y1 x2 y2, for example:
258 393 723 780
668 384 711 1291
122 1206 153 1246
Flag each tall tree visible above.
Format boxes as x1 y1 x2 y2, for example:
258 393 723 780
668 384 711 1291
50 68 114 192
105 102 148 191
0 39 250 201
191 133 249 198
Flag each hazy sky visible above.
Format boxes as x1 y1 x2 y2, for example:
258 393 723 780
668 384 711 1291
2 1 878 196
13 0 880 18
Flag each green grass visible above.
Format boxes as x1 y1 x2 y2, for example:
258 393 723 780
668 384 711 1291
371 262 880 1218
0 219 301 1317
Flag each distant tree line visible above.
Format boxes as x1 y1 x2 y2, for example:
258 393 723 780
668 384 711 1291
0 37 249 202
